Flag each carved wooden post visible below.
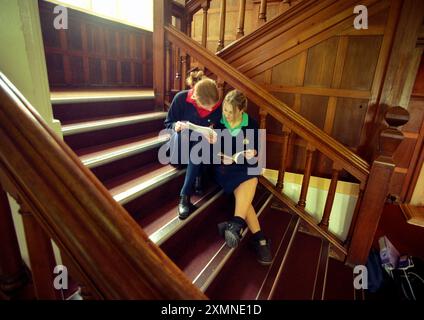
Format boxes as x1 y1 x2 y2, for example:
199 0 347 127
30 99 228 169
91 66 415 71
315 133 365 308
180 51 189 90
19 201 61 299
297 144 315 208
318 164 342 230
217 0 226 52
217 78 225 101
201 0 210 48
153 0 171 109
237 0 246 39
259 0 267 25
165 40 172 103
0 189 29 296
346 107 409 266
259 109 268 130
276 127 291 191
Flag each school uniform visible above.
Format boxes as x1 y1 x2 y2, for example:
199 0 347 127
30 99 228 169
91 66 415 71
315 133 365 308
214 113 260 194
164 89 222 196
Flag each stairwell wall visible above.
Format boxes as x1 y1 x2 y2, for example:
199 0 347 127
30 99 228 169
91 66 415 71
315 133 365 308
0 0 63 274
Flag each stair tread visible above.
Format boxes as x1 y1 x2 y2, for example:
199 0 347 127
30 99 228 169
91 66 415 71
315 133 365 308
324 258 355 300
271 231 323 300
137 185 221 241
77 132 169 168
205 205 294 300
62 111 167 136
51 89 155 104
161 187 270 284
106 163 183 204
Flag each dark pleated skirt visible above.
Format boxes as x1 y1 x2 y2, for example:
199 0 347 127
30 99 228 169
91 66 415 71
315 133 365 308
214 164 258 194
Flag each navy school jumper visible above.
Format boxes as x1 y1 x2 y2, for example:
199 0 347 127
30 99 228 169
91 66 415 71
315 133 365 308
213 113 261 194
164 90 222 196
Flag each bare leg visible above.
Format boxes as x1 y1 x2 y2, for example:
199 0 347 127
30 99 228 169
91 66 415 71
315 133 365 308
234 178 260 233
245 205 261 234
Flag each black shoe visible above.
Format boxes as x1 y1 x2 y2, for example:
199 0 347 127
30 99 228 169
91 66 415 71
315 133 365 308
217 221 244 248
251 238 272 266
178 195 192 220
194 176 203 196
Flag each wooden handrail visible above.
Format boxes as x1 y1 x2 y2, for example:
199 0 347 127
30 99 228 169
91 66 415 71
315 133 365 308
0 73 206 299
165 26 370 183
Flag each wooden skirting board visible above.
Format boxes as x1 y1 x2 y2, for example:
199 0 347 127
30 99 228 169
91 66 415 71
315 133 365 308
400 204 424 228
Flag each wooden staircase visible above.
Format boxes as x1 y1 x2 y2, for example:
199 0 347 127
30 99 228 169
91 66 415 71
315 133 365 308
49 86 356 300
0 0 415 300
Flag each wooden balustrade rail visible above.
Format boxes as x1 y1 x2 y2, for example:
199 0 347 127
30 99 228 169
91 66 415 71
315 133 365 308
0 72 206 300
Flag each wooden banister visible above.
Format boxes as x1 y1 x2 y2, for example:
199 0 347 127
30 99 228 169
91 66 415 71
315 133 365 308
165 26 370 183
0 72 206 299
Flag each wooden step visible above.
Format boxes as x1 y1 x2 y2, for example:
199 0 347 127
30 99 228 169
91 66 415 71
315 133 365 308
324 258 355 300
205 204 297 299
52 92 155 123
160 186 271 284
78 133 168 169
62 112 166 136
63 112 166 151
138 185 223 245
51 89 155 105
106 163 185 206
270 231 324 300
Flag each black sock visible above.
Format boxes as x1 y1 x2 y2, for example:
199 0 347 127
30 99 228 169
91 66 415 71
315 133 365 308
231 216 247 229
252 230 266 242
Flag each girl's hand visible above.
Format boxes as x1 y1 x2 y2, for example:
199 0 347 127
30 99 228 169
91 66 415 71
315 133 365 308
244 149 257 160
204 131 217 144
175 121 189 132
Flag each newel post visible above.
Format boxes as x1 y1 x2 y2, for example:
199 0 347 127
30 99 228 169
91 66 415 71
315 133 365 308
346 107 409 266
153 0 171 110
0 188 29 296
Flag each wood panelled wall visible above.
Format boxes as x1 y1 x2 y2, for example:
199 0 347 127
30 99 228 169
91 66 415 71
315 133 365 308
191 0 303 52
237 2 392 180
38 1 153 89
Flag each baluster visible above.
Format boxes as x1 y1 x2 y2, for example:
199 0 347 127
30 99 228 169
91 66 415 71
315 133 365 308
153 0 170 109
180 51 188 90
259 109 268 130
297 144 315 208
0 188 29 296
318 164 342 230
165 40 172 103
19 200 61 299
259 0 267 25
276 127 291 191
347 106 409 265
174 46 181 91
237 0 246 39
217 0 226 52
201 0 210 48
217 78 225 100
